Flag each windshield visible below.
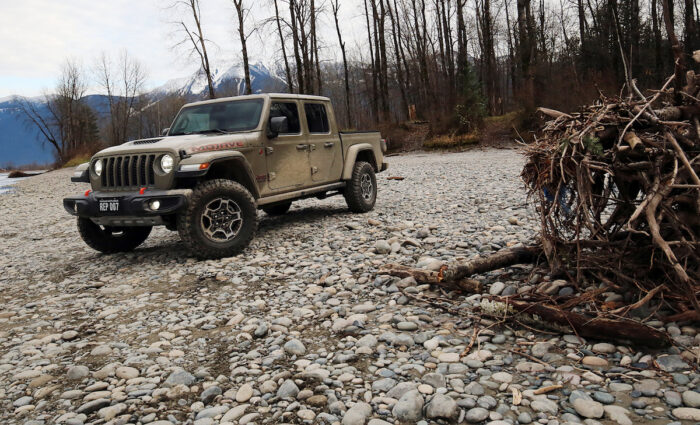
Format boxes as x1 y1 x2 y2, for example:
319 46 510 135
169 99 264 135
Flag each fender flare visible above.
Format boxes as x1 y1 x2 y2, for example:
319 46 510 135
342 144 379 180
177 151 260 199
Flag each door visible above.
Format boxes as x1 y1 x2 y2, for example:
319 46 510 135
265 101 310 190
304 102 342 183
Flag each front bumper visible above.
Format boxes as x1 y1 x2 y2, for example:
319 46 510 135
63 189 192 223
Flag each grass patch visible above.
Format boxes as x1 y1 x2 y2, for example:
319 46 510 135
484 110 523 126
424 132 480 149
62 155 92 168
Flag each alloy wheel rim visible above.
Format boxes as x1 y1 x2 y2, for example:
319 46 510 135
200 197 243 241
360 173 373 201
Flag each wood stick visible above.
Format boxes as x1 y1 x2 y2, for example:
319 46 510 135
617 75 675 146
485 298 672 347
439 246 543 283
665 131 700 187
379 264 484 293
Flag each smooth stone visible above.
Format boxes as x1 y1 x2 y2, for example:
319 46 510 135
591 343 616 354
573 398 604 418
673 407 700 421
277 379 300 399
165 369 196 386
392 390 424 422
236 383 253 402
66 365 89 380
425 394 458 420
343 401 372 425
115 366 139 380
466 407 490 423
603 405 632 425
284 339 306 356
682 390 700 407
592 391 614 404
656 355 689 372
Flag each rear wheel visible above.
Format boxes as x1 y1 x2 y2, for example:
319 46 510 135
77 218 151 253
344 161 377 213
177 179 257 259
262 202 292 216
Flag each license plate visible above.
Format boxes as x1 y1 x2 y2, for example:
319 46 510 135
98 199 120 214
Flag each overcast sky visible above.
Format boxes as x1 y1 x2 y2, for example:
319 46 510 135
0 0 366 98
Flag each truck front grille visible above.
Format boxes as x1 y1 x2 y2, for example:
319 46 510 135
101 154 156 189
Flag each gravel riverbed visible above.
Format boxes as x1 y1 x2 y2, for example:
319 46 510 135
0 149 698 425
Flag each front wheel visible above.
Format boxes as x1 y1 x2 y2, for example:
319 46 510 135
77 218 151 254
177 179 257 259
344 161 377 213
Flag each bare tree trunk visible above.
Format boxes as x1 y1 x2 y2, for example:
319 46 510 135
685 0 697 60
387 0 409 119
310 0 322 95
517 0 536 110
274 0 294 93
183 0 215 99
652 0 663 81
364 0 379 120
330 0 352 127
233 0 252 95
289 0 305 93
629 0 640 78
456 0 468 93
378 0 389 119
662 0 687 100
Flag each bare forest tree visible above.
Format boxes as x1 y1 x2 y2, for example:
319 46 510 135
172 0 217 99
330 0 352 127
18 61 98 163
232 0 253 95
95 51 147 145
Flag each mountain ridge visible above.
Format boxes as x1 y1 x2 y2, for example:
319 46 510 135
0 62 284 166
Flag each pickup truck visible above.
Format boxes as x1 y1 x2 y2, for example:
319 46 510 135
64 94 388 258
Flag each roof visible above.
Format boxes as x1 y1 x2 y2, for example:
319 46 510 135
185 93 330 107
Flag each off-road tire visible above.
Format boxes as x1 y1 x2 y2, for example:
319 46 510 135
177 179 257 259
262 202 292 216
77 217 151 253
344 161 377 213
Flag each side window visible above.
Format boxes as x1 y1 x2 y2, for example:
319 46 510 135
304 103 330 134
269 102 301 134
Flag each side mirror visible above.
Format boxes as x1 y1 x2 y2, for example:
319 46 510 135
268 116 288 139
161 127 170 136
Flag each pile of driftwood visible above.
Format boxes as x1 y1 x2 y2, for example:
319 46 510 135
382 54 699 348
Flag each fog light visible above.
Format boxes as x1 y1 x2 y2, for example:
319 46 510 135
74 203 78 213
150 200 161 210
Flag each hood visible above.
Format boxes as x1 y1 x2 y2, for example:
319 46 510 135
94 131 263 157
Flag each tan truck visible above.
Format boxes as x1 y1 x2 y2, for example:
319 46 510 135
64 94 388 258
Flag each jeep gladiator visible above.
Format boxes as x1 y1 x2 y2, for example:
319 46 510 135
64 94 388 258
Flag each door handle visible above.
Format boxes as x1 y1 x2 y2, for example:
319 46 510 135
296 144 308 151
324 142 335 148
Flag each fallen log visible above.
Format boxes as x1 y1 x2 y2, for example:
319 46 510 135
379 264 483 293
439 245 543 282
481 298 672 348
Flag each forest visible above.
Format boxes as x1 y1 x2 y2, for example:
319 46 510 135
17 0 700 164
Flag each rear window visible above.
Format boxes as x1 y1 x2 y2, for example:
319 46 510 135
269 102 301 134
304 103 330 133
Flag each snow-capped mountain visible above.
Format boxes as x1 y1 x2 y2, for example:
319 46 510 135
152 62 285 98
0 62 286 166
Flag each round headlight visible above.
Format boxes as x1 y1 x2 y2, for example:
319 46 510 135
161 154 174 174
94 159 103 176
